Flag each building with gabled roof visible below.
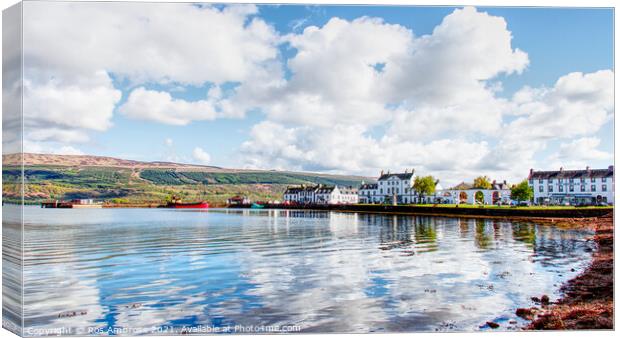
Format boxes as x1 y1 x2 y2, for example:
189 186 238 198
358 182 380 203
528 166 614 205
284 184 359 205
358 169 429 204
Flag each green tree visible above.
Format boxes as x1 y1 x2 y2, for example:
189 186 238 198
511 180 534 202
413 176 437 203
473 176 493 189
475 191 485 204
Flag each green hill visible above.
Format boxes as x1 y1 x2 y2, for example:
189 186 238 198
2 154 372 206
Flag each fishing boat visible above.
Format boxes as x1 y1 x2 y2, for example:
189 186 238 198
164 196 209 209
250 203 264 209
165 201 209 209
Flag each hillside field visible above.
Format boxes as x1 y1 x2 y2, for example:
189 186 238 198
2 154 371 206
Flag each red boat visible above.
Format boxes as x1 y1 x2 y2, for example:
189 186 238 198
165 201 209 209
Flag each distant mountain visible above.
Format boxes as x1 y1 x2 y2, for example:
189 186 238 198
4 153 227 170
2 153 375 204
3 153 373 182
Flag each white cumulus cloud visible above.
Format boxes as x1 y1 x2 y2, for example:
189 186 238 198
192 147 211 165
119 88 220 125
507 70 613 141
21 2 279 149
548 137 613 169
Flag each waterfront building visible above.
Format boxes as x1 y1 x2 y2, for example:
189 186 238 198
358 183 380 204
378 170 417 204
357 169 429 204
299 185 318 204
283 186 303 203
284 184 359 204
437 180 512 205
528 166 614 205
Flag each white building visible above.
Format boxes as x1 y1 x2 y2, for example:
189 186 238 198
284 185 359 205
299 185 318 204
378 170 417 204
358 183 380 204
357 169 437 204
283 186 303 203
528 166 614 205
436 181 512 205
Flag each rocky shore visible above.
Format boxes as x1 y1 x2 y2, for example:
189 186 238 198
519 212 613 330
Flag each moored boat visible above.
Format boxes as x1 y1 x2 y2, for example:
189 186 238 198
165 201 209 209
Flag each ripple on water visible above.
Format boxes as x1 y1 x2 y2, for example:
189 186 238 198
15 206 595 333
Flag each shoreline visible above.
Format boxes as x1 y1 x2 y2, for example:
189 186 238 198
518 212 614 330
229 203 613 219
11 202 614 219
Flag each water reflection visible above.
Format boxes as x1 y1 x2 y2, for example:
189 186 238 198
474 219 492 250
19 207 594 334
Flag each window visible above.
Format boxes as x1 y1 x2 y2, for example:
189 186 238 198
539 179 543 184
602 177 607 182
559 178 563 183
529 179 533 185
539 186 544 192
548 185 553 192
580 178 585 183
569 178 574 183
549 179 553 183
559 185 563 192
380 189 383 194
569 185 574 192
591 177 596 183
581 185 585 192
591 185 596 191
602 185 607 192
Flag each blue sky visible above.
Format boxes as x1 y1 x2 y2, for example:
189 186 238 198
20 3 614 184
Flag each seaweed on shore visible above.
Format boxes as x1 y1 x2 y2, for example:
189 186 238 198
524 212 614 330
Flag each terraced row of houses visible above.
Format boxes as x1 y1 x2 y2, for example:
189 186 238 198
283 185 359 204
528 166 614 205
283 165 614 206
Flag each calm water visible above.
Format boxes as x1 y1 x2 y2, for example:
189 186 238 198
8 206 595 334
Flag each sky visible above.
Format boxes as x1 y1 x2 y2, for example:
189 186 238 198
11 2 614 186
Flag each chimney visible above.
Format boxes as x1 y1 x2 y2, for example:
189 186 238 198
380 169 384 176
609 165 614 171
503 180 507 185
404 169 408 174
559 167 563 172
586 166 591 172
